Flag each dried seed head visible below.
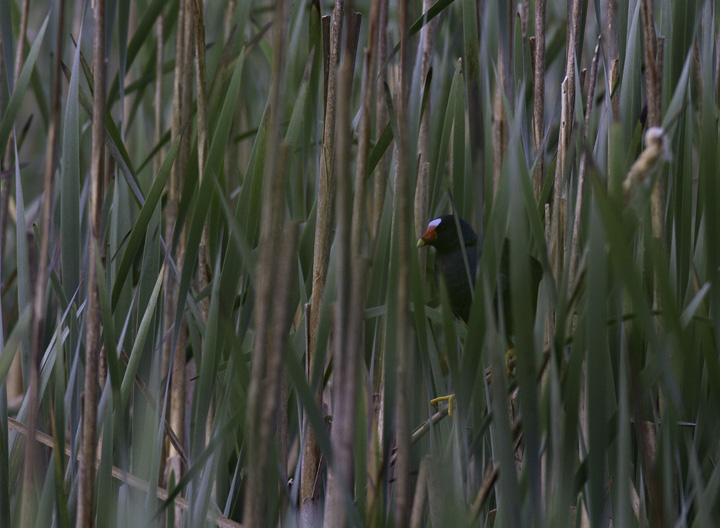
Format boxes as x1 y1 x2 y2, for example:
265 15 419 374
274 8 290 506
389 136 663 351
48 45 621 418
623 127 670 198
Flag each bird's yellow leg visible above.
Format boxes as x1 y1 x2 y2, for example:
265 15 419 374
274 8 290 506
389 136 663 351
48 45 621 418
506 347 516 378
430 394 456 418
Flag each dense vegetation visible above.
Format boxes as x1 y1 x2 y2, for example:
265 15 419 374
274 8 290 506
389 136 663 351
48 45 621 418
0 0 718 526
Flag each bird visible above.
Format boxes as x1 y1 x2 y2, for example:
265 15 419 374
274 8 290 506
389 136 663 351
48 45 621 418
417 215 543 415
417 215 479 322
417 214 542 328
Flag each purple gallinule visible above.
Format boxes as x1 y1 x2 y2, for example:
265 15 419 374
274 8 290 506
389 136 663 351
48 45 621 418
418 215 543 414
417 215 478 322
417 214 542 328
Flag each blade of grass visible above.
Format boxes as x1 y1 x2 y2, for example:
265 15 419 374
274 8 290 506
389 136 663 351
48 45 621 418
173 50 246 343
111 130 183 308
0 14 49 154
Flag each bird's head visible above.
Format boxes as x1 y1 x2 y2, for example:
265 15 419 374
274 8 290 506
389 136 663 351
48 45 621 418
416 215 478 253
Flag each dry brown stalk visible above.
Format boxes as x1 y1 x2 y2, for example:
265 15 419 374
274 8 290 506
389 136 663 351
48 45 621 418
409 457 429 528
170 4 196 511
372 0 390 244
393 0 413 524
370 3 389 489
352 0 380 265
716 32 720 102
301 0 345 514
415 161 430 275
640 0 660 128
470 461 499 521
191 0 215 451
154 15 164 176
22 0 65 524
346 12 363 79
224 0 236 40
323 25 357 523
0 45 2 122
553 0 580 287
532 0 546 201
243 207 297 527
415 0 438 253
322 14 331 109
551 77 569 283
163 2 191 524
570 38 601 285
640 0 665 252
2 0 31 405
607 0 620 115
492 53 507 193
162 0 186 385
243 4 293 523
328 0 381 517
567 0 582 121
193 0 211 321
77 0 106 524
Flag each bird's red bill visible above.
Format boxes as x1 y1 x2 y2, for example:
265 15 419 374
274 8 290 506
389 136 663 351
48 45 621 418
419 225 437 244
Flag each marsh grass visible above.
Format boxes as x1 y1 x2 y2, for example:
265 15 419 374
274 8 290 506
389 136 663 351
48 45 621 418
0 0 718 526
